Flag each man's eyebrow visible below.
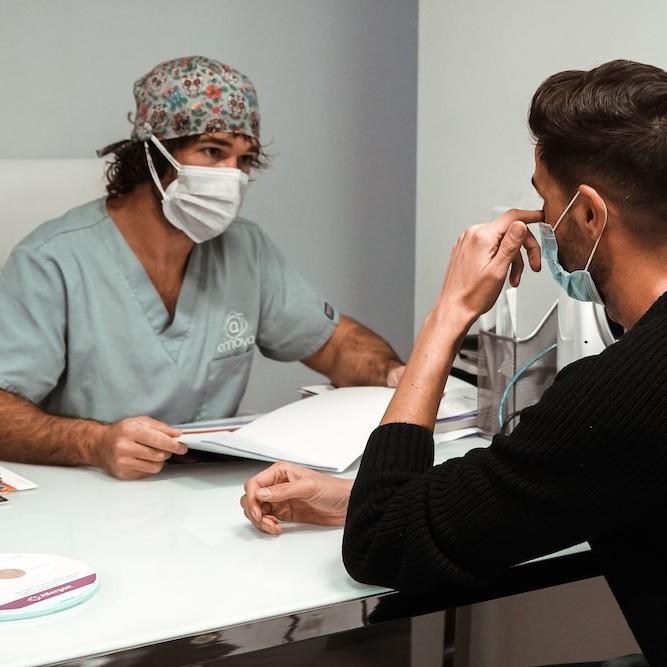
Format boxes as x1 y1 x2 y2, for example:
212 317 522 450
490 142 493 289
197 136 233 147
531 176 542 195
198 135 259 154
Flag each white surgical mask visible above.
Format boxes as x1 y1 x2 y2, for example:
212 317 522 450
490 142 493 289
538 191 608 306
144 135 248 243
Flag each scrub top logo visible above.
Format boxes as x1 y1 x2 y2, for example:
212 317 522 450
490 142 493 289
218 311 255 354
226 311 249 338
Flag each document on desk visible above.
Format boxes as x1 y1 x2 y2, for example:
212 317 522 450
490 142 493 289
0 465 37 493
179 380 478 473
300 376 478 435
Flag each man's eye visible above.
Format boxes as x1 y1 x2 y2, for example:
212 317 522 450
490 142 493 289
203 147 222 159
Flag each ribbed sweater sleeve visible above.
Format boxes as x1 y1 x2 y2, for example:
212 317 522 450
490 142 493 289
342 294 667 595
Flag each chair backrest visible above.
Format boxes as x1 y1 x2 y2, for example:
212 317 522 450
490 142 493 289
0 159 108 266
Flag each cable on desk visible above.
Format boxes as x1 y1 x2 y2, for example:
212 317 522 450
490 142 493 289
497 343 557 430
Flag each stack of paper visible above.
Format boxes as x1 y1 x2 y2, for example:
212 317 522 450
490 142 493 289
176 414 259 435
179 379 478 473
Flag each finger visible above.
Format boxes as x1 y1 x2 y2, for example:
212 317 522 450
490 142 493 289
241 494 265 530
386 365 405 388
497 208 544 226
242 483 263 522
114 468 149 481
509 251 525 287
244 463 290 492
256 478 314 503
492 221 528 274
136 416 183 438
246 507 279 534
260 516 282 535
243 463 293 521
133 425 187 455
522 227 542 272
129 443 173 463
240 494 251 522
244 486 263 522
127 457 164 476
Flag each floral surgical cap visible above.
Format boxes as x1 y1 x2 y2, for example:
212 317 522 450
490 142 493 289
128 55 260 143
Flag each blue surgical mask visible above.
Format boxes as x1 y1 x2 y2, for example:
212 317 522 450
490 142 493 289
538 191 608 305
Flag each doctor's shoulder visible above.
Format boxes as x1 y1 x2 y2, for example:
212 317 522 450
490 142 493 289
9 198 108 259
0 199 110 298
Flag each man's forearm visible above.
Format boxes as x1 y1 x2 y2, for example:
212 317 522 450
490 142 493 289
0 390 105 467
329 320 403 387
381 304 471 429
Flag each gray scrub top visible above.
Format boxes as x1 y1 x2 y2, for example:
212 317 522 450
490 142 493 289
0 198 338 424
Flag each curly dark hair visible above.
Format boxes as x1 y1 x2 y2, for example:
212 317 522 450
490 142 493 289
102 135 270 199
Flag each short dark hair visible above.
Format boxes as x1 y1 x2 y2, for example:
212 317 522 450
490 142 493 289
103 134 270 199
529 59 667 241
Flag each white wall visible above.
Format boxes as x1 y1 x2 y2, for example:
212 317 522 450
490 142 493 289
0 0 417 413
417 0 667 663
416 0 667 331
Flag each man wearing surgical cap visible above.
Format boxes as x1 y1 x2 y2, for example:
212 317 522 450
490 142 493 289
0 56 405 480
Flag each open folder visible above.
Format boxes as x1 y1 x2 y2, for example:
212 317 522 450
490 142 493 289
177 379 478 473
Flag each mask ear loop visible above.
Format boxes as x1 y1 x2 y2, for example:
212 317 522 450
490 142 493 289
553 191 580 232
143 135 181 200
584 199 608 271
149 135 182 170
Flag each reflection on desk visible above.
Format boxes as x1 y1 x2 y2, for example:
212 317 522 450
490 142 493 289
0 436 596 667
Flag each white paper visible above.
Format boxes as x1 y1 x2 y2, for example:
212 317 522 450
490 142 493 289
181 387 391 472
438 378 478 422
433 427 480 444
0 465 37 492
176 414 260 433
433 432 486 465
299 378 478 425
181 380 479 472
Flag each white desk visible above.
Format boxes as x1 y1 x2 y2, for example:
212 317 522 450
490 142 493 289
0 436 595 667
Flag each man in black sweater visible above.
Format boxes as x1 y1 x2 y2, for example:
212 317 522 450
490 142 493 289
241 60 667 664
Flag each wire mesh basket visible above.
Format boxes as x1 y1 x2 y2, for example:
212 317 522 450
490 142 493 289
477 302 558 436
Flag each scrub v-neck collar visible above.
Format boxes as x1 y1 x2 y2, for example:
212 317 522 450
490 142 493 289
100 201 204 364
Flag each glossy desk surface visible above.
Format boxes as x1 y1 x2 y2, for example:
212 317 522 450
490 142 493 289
0 436 593 667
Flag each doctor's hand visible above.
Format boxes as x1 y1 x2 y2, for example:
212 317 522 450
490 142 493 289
386 365 406 388
439 208 543 324
92 416 186 480
241 461 353 535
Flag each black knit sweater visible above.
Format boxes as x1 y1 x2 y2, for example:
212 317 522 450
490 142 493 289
343 292 667 665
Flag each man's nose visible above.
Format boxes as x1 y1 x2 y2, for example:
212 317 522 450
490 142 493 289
221 156 241 169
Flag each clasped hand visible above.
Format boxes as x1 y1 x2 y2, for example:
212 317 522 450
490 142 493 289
240 461 352 535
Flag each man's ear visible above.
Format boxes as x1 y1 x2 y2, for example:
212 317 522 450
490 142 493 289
577 184 608 242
